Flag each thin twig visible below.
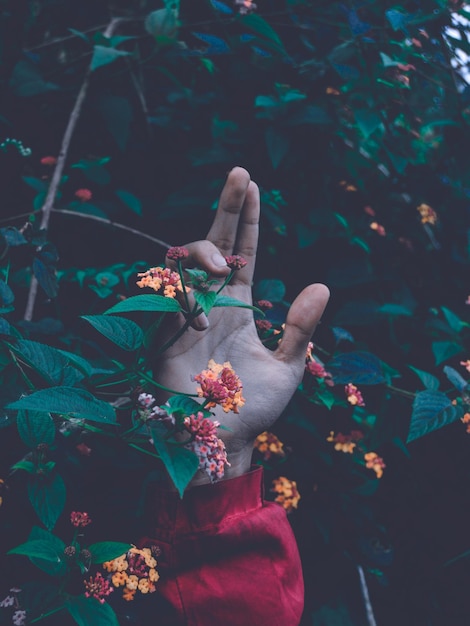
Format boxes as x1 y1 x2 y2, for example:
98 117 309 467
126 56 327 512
23 18 125 322
51 209 171 250
357 564 378 626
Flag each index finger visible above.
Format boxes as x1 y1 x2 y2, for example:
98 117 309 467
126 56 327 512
206 167 251 256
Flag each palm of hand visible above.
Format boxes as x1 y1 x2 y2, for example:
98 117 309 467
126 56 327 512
154 168 329 479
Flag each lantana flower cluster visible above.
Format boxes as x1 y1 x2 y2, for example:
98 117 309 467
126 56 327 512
305 342 333 385
271 476 301 513
327 430 364 454
364 452 386 479
345 383 365 406
136 266 189 298
102 547 159 602
184 412 230 482
194 359 245 413
254 431 285 460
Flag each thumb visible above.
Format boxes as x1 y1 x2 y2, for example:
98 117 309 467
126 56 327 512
274 283 330 364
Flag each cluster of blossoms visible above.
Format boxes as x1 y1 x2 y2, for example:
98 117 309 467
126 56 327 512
0 589 26 625
345 383 365 406
327 430 364 454
184 412 229 482
83 572 113 603
102 547 159 602
136 266 189 299
194 360 245 413
364 452 386 479
254 431 285 461
305 342 334 385
417 203 438 225
225 254 247 270
70 511 92 528
137 393 174 425
370 221 386 236
255 319 273 333
166 246 189 261
271 477 301 513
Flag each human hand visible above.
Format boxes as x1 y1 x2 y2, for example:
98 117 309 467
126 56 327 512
156 167 329 484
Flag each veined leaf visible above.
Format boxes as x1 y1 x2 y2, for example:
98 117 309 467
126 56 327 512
408 366 440 391
194 290 217 316
17 410 55 448
105 294 181 315
214 295 263 315
28 473 66 531
8 387 116 424
8 539 65 563
150 422 199 497
432 341 464 366
66 596 120 626
28 526 67 576
407 390 465 443
82 315 143 351
90 45 131 72
88 542 132 564
10 340 85 386
328 351 386 385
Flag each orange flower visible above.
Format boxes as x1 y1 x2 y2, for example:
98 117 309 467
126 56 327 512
417 203 437 225
370 221 386 236
254 431 285 460
327 430 363 453
461 413 470 434
271 476 301 513
364 452 386 478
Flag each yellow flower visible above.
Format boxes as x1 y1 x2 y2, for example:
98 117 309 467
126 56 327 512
254 431 285 460
271 476 301 513
126 575 139 590
149 568 160 583
122 588 136 602
112 571 128 587
103 554 128 572
417 203 437 225
364 452 386 478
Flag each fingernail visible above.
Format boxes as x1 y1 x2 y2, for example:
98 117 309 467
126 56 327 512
212 253 227 267
193 312 209 331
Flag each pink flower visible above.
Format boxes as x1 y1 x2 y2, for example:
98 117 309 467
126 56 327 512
256 319 272 332
40 156 57 166
166 246 189 261
194 360 245 413
70 511 92 527
225 255 247 270
370 222 386 236
234 0 257 14
345 383 365 406
460 360 470 373
75 188 92 202
305 342 333 385
256 299 273 309
84 572 113 604
184 412 230 482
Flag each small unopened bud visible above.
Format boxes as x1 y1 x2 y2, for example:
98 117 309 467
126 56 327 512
167 246 189 261
64 545 77 558
79 549 92 562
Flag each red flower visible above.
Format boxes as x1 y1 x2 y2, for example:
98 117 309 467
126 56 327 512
84 572 113 604
167 246 189 261
225 255 247 270
40 156 57 166
256 319 272 332
75 188 92 202
256 299 273 309
70 511 92 527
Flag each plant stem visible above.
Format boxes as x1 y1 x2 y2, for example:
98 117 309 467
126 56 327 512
30 604 66 624
137 369 199 397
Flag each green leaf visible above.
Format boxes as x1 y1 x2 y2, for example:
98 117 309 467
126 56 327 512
8 387 116 424
10 340 85 386
408 366 440 391
115 189 142 215
354 109 383 138
254 279 286 302
11 460 36 473
145 8 179 43
385 9 410 31
66 596 120 626
328 351 386 385
238 14 285 55
432 341 464 366
407 390 465 443
17 410 55 448
8 539 65 564
82 315 143 351
0 279 14 306
105 294 181 315
194 290 217 315
214 295 263 315
88 542 132 564
164 395 210 417
97 95 133 151
28 526 67 576
378 304 413 317
28 473 66 530
150 422 199 497
315 388 337 410
441 306 466 333
22 176 47 192
265 127 289 169
90 45 131 72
